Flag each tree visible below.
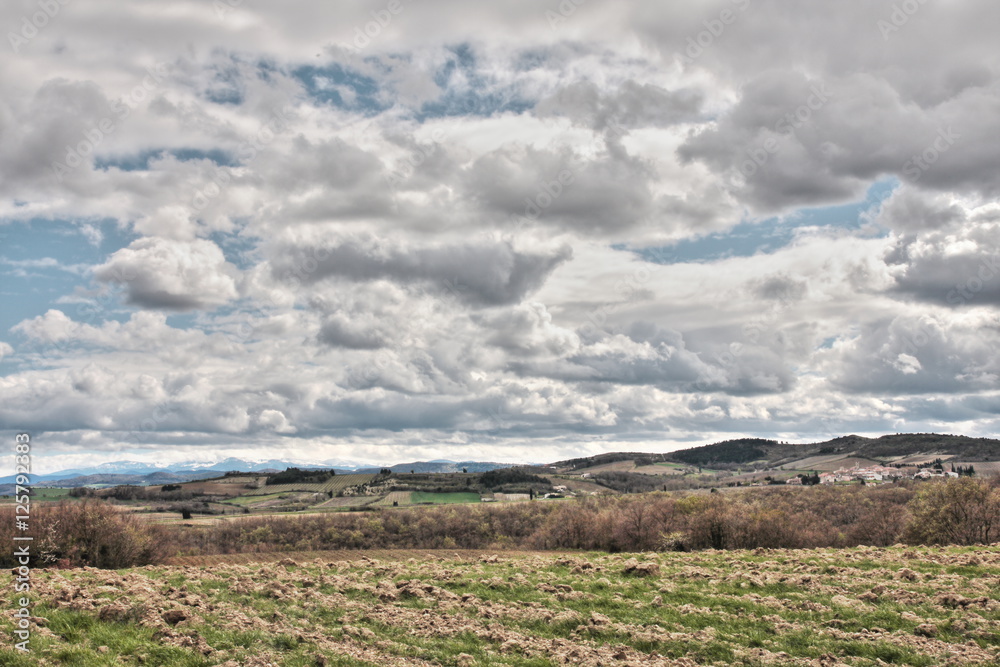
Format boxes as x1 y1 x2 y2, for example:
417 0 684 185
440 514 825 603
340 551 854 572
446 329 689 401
905 478 1000 545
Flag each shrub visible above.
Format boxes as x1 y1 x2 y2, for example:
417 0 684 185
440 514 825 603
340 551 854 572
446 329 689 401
0 500 168 568
904 478 1000 545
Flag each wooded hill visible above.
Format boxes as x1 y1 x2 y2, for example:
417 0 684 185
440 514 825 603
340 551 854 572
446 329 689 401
553 433 1000 471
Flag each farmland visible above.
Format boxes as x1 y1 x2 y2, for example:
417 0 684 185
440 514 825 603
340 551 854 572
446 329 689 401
3 545 1000 665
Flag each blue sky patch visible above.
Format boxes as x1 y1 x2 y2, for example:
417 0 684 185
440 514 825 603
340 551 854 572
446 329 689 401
634 179 898 265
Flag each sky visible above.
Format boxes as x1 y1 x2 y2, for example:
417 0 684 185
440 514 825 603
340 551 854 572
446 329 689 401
1 0 999 473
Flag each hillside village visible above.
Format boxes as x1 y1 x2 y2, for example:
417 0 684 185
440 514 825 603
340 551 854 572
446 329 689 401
811 463 970 485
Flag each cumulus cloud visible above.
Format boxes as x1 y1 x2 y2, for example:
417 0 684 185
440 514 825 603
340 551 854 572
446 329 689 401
3 0 1000 469
824 314 1000 394
884 200 1000 307
94 238 240 311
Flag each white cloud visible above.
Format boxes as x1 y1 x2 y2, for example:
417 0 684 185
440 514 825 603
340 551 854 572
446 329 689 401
94 237 240 311
2 0 1000 469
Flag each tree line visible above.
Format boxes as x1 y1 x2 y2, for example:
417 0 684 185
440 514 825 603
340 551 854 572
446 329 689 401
3 477 998 569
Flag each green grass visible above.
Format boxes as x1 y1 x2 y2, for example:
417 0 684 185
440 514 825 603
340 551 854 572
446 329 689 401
409 491 481 504
221 492 289 506
0 488 76 503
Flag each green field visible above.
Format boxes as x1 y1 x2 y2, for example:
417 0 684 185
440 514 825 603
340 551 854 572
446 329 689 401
221 492 290 507
410 491 482 504
2 545 999 665
243 474 376 496
0 488 75 502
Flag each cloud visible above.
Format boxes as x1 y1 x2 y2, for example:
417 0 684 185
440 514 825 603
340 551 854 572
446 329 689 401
3 0 1000 469
874 186 967 233
268 234 572 307
94 238 240 311
883 201 1000 307
824 313 1000 394
536 79 704 131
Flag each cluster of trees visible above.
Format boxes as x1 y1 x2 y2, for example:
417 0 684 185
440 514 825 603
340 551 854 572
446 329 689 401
668 438 774 467
477 468 552 493
5 478 997 569
69 484 198 501
164 477 1000 557
266 467 335 486
0 500 166 569
591 471 669 494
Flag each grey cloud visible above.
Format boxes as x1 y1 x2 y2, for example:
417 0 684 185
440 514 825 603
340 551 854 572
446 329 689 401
536 80 704 131
270 236 572 307
827 315 1000 394
680 68 1000 213
0 79 115 191
875 187 967 233
480 302 579 357
749 273 808 302
464 143 655 235
885 222 1000 307
318 316 391 350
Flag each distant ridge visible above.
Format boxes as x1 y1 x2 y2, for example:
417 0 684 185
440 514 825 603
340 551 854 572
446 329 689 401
552 433 1000 471
0 458 514 489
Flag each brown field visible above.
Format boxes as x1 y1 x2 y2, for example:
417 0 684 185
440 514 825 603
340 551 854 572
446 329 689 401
569 460 643 475
150 478 263 497
779 456 882 472
953 462 1000 475
632 464 690 476
892 454 958 465
3 546 999 666
315 496 377 509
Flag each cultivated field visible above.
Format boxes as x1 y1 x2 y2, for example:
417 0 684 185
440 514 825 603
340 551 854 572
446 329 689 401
3 545 999 666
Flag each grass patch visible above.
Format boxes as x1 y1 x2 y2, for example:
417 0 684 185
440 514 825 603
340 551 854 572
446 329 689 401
409 491 481 505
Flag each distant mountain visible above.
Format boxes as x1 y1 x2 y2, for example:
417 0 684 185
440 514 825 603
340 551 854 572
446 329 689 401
1 457 514 490
0 470 226 495
374 460 514 474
